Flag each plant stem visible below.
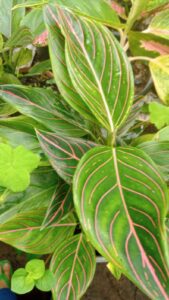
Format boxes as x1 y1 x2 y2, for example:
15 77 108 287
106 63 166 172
129 56 153 62
107 131 116 147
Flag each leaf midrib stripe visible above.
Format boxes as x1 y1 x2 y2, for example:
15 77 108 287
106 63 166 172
59 9 114 133
112 148 169 299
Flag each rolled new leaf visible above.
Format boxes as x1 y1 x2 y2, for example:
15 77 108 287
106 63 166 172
73 146 169 299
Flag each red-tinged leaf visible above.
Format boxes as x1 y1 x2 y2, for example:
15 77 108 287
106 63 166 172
111 1 126 18
36 129 96 183
128 31 169 58
0 85 87 137
33 30 48 46
50 234 96 300
141 40 169 55
0 209 76 254
74 146 169 299
41 181 73 230
53 6 134 133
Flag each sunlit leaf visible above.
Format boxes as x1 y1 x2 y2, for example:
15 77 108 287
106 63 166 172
146 9 169 40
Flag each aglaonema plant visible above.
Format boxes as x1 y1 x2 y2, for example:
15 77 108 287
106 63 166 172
0 1 169 299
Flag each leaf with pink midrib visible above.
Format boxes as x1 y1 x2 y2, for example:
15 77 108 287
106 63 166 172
73 146 169 299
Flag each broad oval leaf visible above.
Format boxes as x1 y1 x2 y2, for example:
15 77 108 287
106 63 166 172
150 55 169 105
0 209 76 254
0 85 86 137
51 7 134 133
50 234 96 300
73 146 169 299
36 129 96 183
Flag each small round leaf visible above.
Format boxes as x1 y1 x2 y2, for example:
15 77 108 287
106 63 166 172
36 270 55 292
11 268 35 294
25 259 45 280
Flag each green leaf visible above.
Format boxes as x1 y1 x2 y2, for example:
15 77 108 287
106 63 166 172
145 0 169 12
51 7 134 133
73 146 169 299
21 8 45 37
0 85 87 137
0 209 76 254
25 259 45 280
0 126 40 150
137 141 169 180
154 126 169 141
12 47 33 71
41 181 73 230
44 5 97 123
149 102 169 129
11 268 35 294
50 234 96 300
5 27 33 48
36 129 96 183
0 0 13 37
0 143 40 192
0 100 17 117
150 55 169 104
146 9 169 40
126 0 147 32
50 0 121 28
36 269 55 292
12 0 26 33
28 60 51 76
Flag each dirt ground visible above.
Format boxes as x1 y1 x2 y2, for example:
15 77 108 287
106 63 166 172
0 242 149 300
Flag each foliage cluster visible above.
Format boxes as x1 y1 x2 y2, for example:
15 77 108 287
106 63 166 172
0 1 169 299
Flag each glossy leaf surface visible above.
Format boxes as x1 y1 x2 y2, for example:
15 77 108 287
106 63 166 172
74 146 169 299
0 85 86 137
50 234 96 300
37 129 96 183
55 7 134 133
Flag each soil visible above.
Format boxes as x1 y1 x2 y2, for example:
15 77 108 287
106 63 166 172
0 242 149 300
